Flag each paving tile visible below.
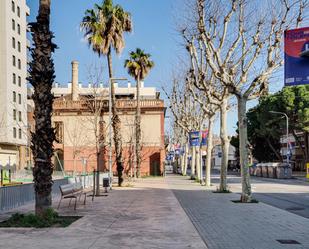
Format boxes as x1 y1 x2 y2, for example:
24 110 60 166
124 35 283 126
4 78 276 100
168 175 309 249
0 177 207 249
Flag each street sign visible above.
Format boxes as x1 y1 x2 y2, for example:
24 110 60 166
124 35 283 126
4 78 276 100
284 27 309 86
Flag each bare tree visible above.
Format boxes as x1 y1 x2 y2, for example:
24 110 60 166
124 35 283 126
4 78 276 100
185 73 218 187
123 116 163 178
190 0 307 201
181 32 232 190
64 117 87 176
164 75 206 180
82 66 108 195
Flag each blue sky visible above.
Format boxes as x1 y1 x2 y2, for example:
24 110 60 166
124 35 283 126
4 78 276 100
26 0 261 136
27 0 179 88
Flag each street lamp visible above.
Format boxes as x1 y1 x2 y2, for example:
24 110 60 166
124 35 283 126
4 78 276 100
269 111 290 166
108 77 127 190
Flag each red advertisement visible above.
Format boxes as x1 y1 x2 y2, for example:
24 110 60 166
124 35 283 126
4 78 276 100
284 27 309 86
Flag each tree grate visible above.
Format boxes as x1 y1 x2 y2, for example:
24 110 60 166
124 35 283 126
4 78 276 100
277 240 301 245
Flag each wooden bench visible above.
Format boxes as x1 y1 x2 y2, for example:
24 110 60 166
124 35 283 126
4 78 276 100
58 182 89 210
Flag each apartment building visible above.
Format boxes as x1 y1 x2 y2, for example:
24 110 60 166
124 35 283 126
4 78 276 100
0 0 30 169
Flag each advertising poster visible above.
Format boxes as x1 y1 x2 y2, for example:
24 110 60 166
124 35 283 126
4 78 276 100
200 130 208 146
189 131 200 146
284 27 309 86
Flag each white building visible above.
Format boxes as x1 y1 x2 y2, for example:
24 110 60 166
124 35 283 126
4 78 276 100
27 61 161 106
50 62 159 100
212 144 237 170
0 0 30 169
280 132 306 170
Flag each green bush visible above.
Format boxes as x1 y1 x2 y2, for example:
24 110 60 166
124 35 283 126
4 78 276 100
0 208 79 228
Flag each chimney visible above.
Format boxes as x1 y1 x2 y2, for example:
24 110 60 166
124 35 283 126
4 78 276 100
71 61 79 101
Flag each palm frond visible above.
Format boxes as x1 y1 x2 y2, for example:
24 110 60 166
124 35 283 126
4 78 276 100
124 48 154 81
80 0 132 56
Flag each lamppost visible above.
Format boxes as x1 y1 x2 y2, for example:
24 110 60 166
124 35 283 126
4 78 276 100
108 78 127 190
269 111 290 166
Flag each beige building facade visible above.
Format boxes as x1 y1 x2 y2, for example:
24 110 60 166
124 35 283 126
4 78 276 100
0 0 30 169
49 61 165 176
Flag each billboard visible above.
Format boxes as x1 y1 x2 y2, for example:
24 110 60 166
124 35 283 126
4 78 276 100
284 27 309 86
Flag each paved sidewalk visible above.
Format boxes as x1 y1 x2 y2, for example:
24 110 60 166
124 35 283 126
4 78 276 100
2 175 309 249
168 175 309 249
212 174 309 218
0 178 206 249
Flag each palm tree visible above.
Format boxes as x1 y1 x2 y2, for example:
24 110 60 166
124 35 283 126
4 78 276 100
28 0 57 216
124 48 154 177
81 0 132 186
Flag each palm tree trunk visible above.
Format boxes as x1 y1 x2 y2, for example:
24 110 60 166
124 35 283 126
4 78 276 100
107 48 124 186
136 76 141 177
29 0 56 216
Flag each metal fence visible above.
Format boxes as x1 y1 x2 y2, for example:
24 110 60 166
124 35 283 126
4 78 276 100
0 174 99 212
67 174 95 189
0 178 68 212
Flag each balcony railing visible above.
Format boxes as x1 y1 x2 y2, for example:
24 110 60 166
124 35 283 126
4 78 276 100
53 99 164 110
53 100 91 110
116 99 164 108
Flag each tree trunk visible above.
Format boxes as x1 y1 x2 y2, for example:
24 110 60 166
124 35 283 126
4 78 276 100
96 152 100 195
29 0 55 216
196 146 201 181
73 155 76 177
180 152 184 174
136 77 142 177
219 99 229 191
304 131 309 170
199 145 203 183
237 96 252 202
183 143 189 175
205 116 214 187
107 49 124 186
180 131 185 175
191 146 196 178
